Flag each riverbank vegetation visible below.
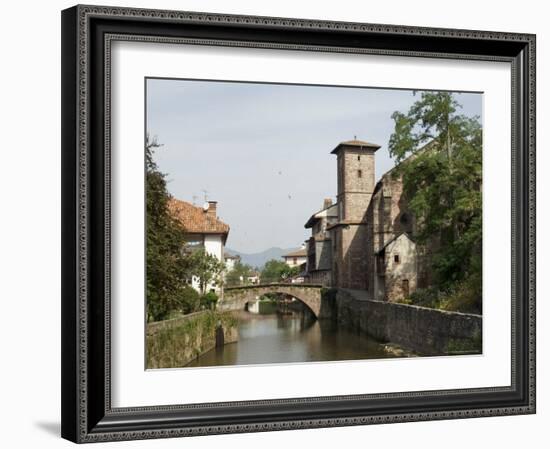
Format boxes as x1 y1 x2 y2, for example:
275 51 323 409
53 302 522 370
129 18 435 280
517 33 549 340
146 136 224 322
389 93 482 315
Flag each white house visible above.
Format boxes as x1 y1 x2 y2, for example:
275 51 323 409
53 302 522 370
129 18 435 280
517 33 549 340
281 246 307 268
169 198 230 294
246 272 260 285
224 253 240 273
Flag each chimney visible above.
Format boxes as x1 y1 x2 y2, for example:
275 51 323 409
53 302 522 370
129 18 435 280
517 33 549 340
323 198 333 209
206 201 217 218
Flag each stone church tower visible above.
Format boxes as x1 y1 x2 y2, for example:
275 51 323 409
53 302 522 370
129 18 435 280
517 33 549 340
330 139 380 289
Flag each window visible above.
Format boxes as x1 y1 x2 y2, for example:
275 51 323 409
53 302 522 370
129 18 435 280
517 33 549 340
394 254 400 263
185 237 204 253
293 257 297 265
358 169 362 178
357 155 361 161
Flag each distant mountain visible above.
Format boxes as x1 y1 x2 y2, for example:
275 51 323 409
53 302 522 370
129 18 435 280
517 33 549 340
225 247 298 270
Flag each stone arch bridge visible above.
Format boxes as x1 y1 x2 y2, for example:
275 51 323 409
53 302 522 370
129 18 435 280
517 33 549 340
219 284 324 318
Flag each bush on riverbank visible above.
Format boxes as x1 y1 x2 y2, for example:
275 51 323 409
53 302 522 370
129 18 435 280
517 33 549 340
399 287 441 309
200 291 219 310
147 310 238 369
397 280 481 315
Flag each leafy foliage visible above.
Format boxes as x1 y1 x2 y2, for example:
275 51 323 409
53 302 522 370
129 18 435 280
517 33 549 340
389 92 482 313
146 136 229 320
401 287 441 309
200 291 219 310
186 249 225 294
260 259 300 283
225 260 255 286
179 286 201 315
146 136 192 322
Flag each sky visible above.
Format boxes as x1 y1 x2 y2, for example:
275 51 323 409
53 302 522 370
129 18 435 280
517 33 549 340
146 78 482 254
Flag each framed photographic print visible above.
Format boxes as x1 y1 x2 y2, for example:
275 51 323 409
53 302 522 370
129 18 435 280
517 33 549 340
61 4 536 443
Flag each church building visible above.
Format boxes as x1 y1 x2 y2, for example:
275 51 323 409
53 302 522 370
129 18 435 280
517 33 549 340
304 139 425 302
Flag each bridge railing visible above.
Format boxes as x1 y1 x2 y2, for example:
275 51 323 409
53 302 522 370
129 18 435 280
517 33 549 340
224 283 323 291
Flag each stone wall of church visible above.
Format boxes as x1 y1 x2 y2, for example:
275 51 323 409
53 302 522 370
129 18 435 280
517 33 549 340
332 224 370 290
331 143 440 298
365 171 434 301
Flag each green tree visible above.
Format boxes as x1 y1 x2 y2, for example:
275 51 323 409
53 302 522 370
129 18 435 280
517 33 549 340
261 259 300 283
146 136 192 322
179 286 201 315
389 92 482 313
186 249 225 295
200 291 219 310
225 260 254 286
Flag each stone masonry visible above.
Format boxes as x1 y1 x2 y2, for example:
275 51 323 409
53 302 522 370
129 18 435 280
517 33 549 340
304 138 435 302
329 140 380 290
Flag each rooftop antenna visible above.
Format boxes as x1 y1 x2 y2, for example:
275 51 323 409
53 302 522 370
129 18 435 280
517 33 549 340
201 189 210 212
354 135 357 140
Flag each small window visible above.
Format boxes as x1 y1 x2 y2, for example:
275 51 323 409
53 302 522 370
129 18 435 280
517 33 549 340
394 254 400 263
293 257 297 265
357 155 361 161
358 169 362 178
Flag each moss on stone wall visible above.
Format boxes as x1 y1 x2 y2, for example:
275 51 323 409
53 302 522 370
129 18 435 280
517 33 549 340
146 310 238 369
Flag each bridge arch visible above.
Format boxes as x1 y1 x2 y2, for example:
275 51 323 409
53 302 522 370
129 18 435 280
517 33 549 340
219 284 323 318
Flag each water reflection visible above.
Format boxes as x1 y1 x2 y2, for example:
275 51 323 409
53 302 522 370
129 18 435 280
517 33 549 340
186 310 398 368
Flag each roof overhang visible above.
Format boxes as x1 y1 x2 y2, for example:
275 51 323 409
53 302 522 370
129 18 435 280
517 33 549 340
331 140 381 155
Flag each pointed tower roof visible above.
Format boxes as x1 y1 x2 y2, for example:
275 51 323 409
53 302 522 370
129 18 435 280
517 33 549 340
330 139 381 154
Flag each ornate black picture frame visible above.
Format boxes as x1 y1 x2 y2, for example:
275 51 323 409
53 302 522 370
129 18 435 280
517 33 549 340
61 4 536 443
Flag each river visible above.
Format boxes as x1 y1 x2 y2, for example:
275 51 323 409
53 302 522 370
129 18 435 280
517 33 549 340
186 310 403 368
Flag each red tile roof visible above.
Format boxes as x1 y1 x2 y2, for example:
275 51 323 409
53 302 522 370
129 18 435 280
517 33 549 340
168 198 230 235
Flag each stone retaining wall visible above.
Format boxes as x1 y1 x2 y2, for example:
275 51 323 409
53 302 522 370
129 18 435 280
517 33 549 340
146 310 238 369
336 289 482 355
